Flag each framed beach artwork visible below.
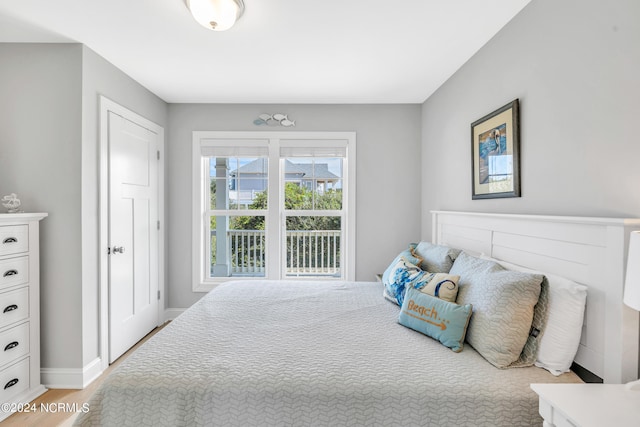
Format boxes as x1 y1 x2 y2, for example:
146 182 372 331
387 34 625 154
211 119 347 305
471 99 520 199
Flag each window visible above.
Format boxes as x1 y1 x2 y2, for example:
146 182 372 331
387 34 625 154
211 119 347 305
192 132 356 291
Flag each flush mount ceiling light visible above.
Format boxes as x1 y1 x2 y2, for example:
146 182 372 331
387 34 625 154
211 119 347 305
185 0 245 31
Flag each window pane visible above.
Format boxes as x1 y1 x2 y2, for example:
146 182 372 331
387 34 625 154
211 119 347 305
284 158 342 210
234 178 268 209
209 157 267 210
285 216 341 278
210 215 266 278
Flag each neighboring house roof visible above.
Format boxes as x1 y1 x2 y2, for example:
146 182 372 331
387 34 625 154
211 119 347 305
283 160 307 177
232 158 268 175
232 159 339 181
289 162 338 180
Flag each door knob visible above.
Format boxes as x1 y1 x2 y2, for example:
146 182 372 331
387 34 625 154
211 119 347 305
112 246 125 254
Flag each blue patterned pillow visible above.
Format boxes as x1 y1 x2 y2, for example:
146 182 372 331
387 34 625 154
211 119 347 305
382 244 423 303
385 256 426 306
398 287 473 352
384 254 461 306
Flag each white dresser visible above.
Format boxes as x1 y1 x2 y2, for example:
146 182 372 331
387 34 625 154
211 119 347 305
0 213 47 421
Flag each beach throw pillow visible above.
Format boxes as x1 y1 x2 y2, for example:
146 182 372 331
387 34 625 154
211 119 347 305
450 252 544 368
414 242 462 273
398 287 473 352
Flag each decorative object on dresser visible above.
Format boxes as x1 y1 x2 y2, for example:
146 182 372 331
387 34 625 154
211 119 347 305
0 213 47 422
1 194 21 213
623 230 640 391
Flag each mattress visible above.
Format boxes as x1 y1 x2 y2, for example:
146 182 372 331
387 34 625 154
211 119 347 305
75 280 582 427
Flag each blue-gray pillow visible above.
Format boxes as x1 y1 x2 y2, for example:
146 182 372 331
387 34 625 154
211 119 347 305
414 242 461 273
449 252 544 368
398 287 473 352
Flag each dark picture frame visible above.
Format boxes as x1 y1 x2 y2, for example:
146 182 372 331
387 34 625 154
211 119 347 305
471 99 520 200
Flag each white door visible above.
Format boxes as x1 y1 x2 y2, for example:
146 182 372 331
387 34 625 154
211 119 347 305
108 111 159 363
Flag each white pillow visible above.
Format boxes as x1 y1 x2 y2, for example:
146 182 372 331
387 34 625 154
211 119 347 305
534 275 587 375
480 255 587 375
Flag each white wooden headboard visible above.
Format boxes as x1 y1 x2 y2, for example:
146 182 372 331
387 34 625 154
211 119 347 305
431 210 640 384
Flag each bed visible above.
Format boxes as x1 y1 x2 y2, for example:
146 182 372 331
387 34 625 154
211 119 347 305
75 212 640 426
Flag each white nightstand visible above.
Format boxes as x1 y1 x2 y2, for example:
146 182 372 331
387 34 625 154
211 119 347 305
531 383 640 427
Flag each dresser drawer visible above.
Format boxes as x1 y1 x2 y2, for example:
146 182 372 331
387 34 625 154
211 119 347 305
0 225 28 256
0 288 29 330
0 323 29 369
0 357 29 404
0 256 29 290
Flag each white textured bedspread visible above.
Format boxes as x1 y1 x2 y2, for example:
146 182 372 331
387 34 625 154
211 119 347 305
75 280 581 427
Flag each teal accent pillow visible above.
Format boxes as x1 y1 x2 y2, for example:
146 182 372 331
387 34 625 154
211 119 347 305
398 287 473 352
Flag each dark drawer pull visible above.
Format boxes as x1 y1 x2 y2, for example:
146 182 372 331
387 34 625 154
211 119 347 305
3 305 18 313
4 378 18 389
3 270 18 277
4 341 18 351
2 237 17 244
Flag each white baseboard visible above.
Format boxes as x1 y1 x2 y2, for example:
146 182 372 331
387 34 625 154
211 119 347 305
164 308 186 322
42 310 185 390
41 357 103 389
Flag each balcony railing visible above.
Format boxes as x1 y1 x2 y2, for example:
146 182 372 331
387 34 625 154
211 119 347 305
211 230 341 277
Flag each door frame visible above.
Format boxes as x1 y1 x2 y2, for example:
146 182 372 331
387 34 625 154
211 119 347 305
99 96 165 371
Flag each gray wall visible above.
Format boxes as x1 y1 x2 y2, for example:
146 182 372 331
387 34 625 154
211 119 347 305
0 43 417 373
167 104 422 308
421 0 640 239
0 43 168 374
80 46 168 366
0 43 84 369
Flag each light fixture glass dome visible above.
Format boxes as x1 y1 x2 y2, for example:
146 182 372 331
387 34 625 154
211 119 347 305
186 0 244 31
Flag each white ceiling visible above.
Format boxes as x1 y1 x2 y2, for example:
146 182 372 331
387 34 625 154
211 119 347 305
0 0 531 104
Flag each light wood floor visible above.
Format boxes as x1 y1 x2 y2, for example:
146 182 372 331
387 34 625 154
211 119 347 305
1 325 165 427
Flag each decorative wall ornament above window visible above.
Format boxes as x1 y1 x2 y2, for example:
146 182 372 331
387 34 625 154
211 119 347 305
253 114 296 127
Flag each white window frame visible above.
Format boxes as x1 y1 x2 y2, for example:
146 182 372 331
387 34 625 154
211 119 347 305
192 131 356 292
